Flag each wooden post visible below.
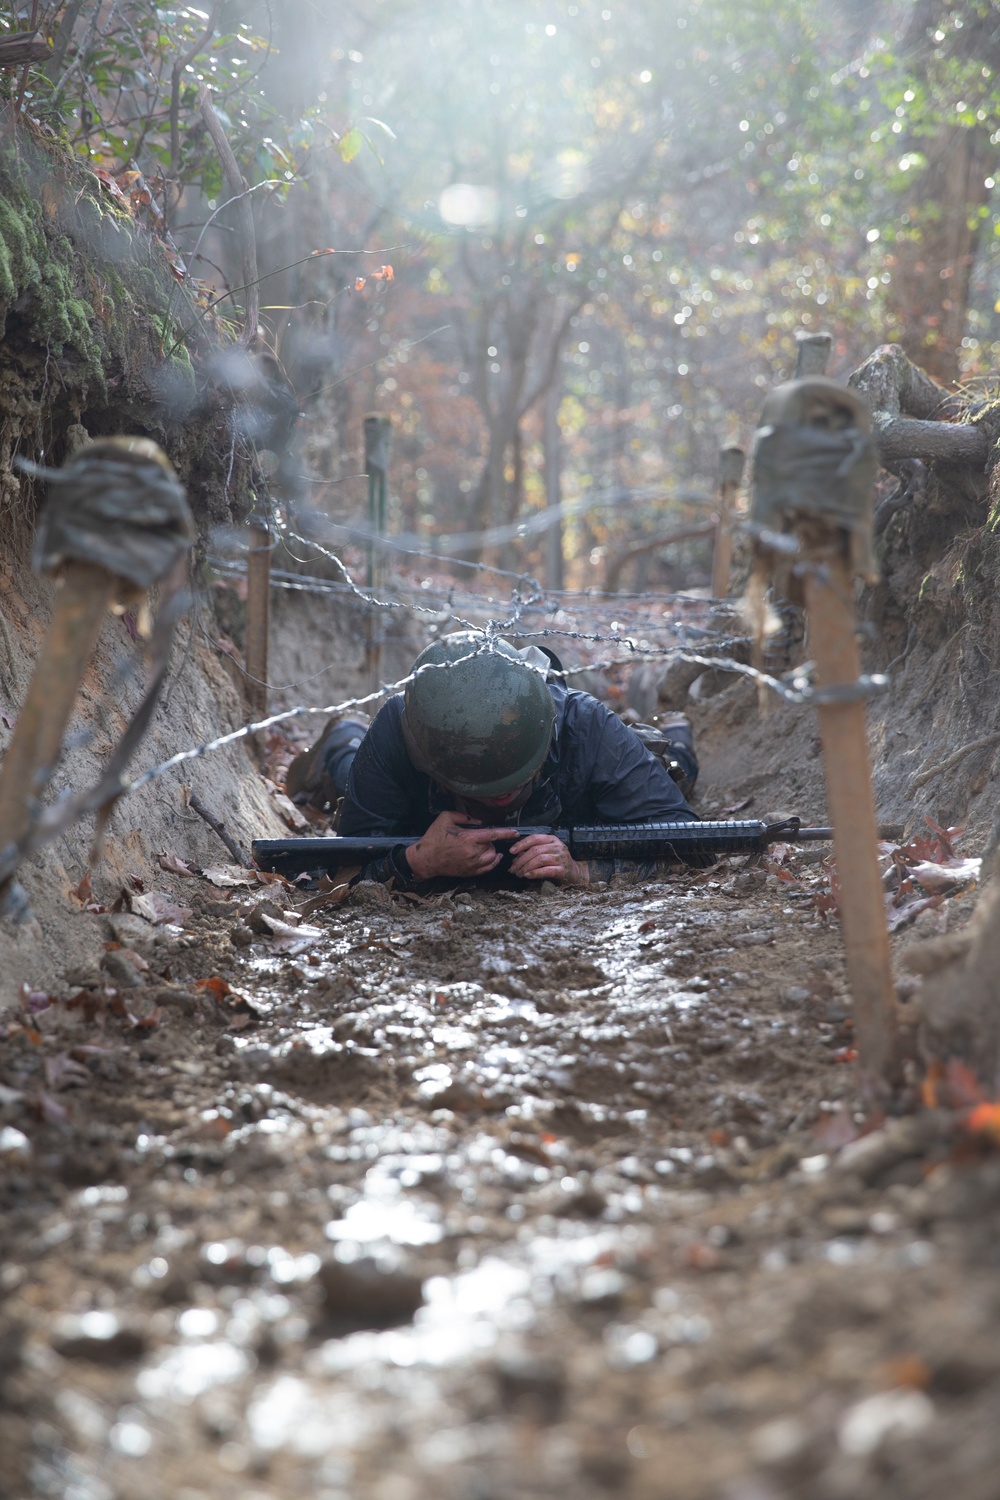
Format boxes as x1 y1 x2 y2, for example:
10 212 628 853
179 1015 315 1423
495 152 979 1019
363 415 391 690
245 510 271 724
710 446 744 600
0 563 116 857
0 437 192 888
793 329 833 378
802 530 898 1085
750 378 897 1093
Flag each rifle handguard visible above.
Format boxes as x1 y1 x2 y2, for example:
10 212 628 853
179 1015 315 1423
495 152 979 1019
251 817 831 880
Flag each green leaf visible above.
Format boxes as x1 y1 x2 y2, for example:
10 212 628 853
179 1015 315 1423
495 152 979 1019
336 127 363 163
363 115 397 141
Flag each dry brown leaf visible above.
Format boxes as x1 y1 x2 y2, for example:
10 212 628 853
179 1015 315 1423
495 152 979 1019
908 857 981 894
298 870 358 917
886 893 945 933
128 890 192 926
44 1054 92 1090
201 865 254 888
262 914 324 954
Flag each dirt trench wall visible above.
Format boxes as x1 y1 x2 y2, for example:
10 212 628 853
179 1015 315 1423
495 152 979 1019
0 126 429 1004
0 558 426 1006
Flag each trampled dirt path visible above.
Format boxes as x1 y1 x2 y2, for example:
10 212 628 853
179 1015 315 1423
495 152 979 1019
2 851 999 1500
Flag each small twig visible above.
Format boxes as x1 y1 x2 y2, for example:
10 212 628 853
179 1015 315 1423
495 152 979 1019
909 731 1000 791
14 2 42 118
605 520 716 594
188 790 251 867
45 0 86 82
167 4 218 227
198 83 259 348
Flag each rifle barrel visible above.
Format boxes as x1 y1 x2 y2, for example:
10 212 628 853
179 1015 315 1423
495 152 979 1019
252 816 835 880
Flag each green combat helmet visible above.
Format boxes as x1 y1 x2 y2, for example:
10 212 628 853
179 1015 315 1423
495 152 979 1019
401 632 556 798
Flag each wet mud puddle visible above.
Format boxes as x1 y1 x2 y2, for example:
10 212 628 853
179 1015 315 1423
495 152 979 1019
3 871 1000 1500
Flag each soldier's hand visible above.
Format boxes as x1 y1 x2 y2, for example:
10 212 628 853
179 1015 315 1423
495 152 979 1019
508 833 590 886
404 812 518 880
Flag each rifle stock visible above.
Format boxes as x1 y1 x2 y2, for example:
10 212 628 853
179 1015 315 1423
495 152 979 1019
251 817 833 880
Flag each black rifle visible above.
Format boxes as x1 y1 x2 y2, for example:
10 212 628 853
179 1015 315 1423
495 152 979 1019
251 817 833 880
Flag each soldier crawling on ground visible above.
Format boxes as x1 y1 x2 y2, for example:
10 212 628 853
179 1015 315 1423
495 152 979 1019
286 632 699 888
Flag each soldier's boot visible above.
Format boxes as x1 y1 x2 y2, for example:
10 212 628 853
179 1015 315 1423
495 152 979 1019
285 715 370 812
631 712 698 800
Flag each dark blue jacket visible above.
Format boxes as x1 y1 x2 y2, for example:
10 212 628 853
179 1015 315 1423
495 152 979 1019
339 684 695 881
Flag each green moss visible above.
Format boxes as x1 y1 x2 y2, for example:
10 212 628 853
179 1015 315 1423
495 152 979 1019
0 192 43 302
0 182 102 382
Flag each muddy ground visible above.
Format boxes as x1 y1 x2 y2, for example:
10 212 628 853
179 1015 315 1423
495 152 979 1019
2 757 999 1500
3 550 999 1500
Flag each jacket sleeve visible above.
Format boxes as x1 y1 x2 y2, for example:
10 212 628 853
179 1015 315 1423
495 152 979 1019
570 696 698 823
338 698 427 838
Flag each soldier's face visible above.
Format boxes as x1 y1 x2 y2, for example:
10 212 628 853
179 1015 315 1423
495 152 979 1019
455 779 534 821
476 783 529 809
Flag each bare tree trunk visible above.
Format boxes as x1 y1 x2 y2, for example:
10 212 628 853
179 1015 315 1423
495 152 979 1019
885 124 997 385
882 0 1000 384
498 424 525 574
543 380 564 591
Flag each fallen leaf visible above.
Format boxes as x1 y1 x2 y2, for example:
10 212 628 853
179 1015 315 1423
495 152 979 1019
253 869 296 889
813 1106 859 1149
201 865 254 888
966 1102 1000 1145
185 1113 232 1142
886 893 945 932
195 977 260 1025
19 986 52 1014
876 1355 932 1391
118 948 150 974
159 852 195 876
196 977 233 998
33 1092 70 1125
262 914 324 954
128 890 192 926
908 857 981 894
44 1054 92 1090
299 872 358 917
944 1058 984 1108
128 1007 162 1031
923 815 963 860
922 1059 944 1109
684 1242 722 1271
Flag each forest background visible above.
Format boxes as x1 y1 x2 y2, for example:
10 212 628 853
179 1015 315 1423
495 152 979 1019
4 0 1000 591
